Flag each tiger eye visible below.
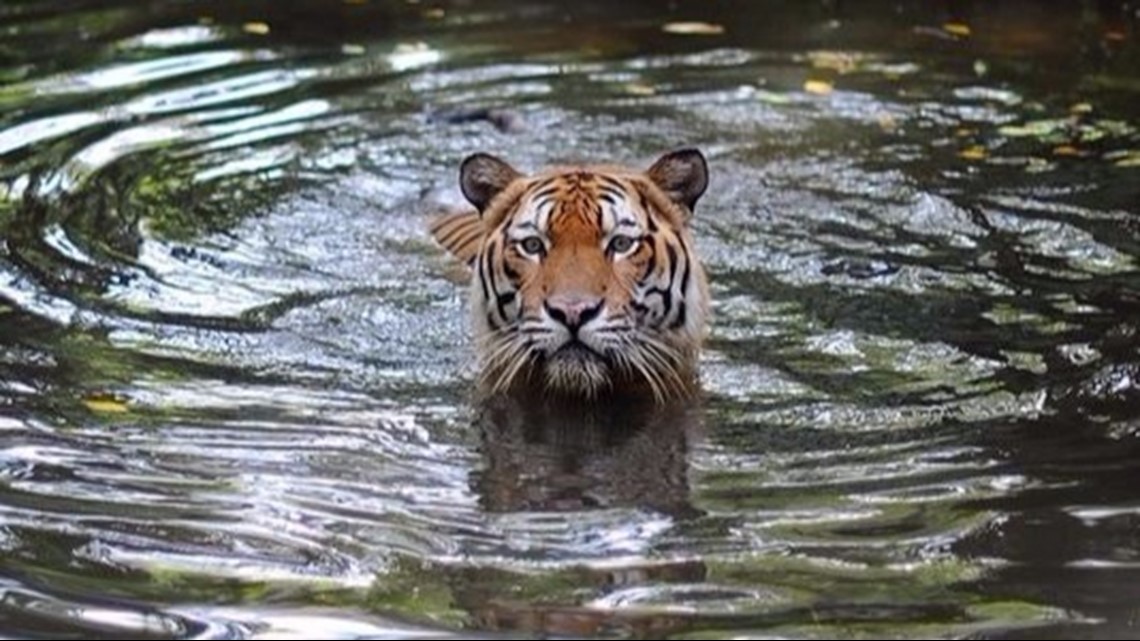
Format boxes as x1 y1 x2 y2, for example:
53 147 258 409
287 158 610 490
519 236 545 256
609 235 637 254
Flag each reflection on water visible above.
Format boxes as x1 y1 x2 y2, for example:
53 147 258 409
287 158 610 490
474 395 700 518
1 0 1139 638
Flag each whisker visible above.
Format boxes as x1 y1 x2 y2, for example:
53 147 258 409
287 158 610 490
487 330 538 394
614 337 666 403
633 334 689 399
495 342 533 393
487 340 527 394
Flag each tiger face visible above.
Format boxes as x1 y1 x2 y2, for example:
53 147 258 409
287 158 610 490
429 149 710 402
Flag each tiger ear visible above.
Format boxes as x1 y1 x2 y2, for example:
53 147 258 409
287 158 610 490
647 148 708 212
460 152 521 213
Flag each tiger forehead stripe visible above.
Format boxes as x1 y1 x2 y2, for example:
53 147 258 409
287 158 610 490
530 183 559 202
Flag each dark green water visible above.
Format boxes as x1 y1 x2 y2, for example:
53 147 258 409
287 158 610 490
1 0 1139 638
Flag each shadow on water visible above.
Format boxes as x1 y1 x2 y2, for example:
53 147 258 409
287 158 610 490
1 0 1140 638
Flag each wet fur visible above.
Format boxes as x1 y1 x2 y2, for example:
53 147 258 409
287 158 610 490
429 149 710 402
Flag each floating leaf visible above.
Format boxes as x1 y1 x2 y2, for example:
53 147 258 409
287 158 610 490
1052 145 1080 156
998 119 1069 138
1095 119 1136 136
423 8 445 19
958 145 987 160
242 21 270 35
84 396 129 414
803 79 833 95
1080 127 1106 143
341 44 366 55
1115 152 1140 167
755 89 792 104
1070 102 1093 114
624 83 655 96
943 22 971 37
808 51 860 73
662 21 725 35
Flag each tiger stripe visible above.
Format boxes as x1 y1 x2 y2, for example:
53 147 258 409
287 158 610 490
429 148 711 402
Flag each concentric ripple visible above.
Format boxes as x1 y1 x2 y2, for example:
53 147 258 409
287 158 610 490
1 1 1138 639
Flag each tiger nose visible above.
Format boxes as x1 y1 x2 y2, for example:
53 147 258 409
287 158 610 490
544 296 603 333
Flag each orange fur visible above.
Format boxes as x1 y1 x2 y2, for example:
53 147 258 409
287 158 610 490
428 149 710 402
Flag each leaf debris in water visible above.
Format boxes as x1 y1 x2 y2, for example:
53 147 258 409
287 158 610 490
998 119 1069 138
83 396 129 414
808 50 860 73
1113 151 1140 167
756 89 792 104
243 22 270 35
662 22 726 36
944 22 972 37
804 79 834 95
624 83 656 96
958 145 988 160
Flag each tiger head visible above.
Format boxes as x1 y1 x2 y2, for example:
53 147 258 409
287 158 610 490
429 149 710 402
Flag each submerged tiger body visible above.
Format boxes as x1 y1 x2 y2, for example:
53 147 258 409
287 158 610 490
429 149 710 402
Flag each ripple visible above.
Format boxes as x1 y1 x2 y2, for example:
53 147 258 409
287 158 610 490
1 1 1138 639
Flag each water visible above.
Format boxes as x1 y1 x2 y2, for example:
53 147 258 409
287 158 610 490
1 0 1139 638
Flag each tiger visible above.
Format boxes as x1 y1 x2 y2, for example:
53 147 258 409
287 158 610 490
428 148 710 403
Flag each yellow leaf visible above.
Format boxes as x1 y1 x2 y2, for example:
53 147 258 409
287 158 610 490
423 8 445 19
243 21 270 35
944 22 971 37
84 397 129 414
809 51 859 73
1070 102 1093 114
803 79 833 95
1052 145 1080 156
624 83 656 96
958 145 987 160
1115 153 1140 167
662 21 725 35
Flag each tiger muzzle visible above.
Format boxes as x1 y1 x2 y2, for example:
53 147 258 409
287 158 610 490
543 296 603 335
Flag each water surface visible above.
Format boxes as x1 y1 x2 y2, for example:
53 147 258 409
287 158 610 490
1 0 1139 638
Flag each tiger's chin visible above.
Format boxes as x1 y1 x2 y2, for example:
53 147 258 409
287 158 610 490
481 343 699 403
543 345 612 397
